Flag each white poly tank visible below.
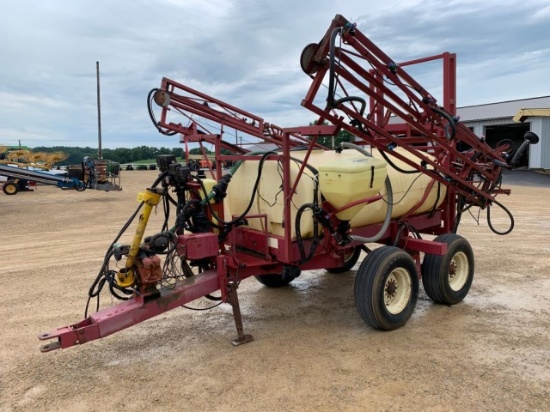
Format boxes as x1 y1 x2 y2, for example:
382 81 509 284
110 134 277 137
224 148 446 239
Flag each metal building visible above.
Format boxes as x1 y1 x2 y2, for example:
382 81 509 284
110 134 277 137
458 96 550 169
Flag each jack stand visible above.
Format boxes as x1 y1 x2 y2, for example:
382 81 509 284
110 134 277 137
227 281 253 346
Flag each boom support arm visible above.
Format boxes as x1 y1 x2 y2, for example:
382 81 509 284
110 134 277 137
148 78 329 152
300 14 537 207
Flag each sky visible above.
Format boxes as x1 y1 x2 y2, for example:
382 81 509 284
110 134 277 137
0 0 549 149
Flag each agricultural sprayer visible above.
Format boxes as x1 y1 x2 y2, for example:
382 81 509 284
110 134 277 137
39 14 538 352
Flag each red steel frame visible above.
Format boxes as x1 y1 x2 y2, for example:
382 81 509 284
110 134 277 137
39 14 514 352
301 15 509 210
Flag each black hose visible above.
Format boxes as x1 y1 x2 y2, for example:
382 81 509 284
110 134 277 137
393 224 407 247
453 195 478 234
162 190 170 232
378 149 420 174
431 107 456 140
85 171 169 317
176 199 200 232
147 88 177 136
334 96 367 116
295 203 320 264
326 29 369 131
166 193 178 207
429 182 442 216
327 28 342 107
107 272 134 300
452 212 462 235
151 171 169 188
194 151 276 226
182 302 223 311
487 198 515 235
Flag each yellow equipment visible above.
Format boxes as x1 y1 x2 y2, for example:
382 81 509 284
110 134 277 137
116 189 163 287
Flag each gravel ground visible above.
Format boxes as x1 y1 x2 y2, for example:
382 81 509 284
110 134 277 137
0 170 549 411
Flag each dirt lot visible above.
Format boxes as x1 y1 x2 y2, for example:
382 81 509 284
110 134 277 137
1 170 549 411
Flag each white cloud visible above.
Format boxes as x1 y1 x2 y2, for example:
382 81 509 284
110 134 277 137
0 0 549 148
531 2 550 20
0 92 69 111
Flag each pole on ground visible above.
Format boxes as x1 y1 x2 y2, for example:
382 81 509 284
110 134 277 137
96 61 102 160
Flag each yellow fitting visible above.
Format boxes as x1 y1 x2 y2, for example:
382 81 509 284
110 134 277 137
116 267 135 288
137 189 162 206
118 188 163 287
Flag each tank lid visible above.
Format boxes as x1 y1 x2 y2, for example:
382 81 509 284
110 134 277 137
318 156 386 173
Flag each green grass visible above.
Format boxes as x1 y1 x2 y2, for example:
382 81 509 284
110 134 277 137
128 158 157 165
121 158 185 166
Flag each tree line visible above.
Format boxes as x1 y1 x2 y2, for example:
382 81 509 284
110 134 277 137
31 125 354 166
31 146 189 166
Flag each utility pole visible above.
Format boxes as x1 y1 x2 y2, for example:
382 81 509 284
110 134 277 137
96 61 102 159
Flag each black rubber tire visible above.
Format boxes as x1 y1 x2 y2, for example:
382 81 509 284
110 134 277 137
255 274 294 288
495 138 516 156
354 246 419 331
422 233 474 305
3 182 18 195
75 181 87 191
327 246 362 274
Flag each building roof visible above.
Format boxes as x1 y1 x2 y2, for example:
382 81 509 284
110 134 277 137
512 108 550 122
458 96 550 122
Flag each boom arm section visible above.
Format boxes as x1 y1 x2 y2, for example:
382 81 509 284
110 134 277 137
300 14 537 208
148 78 329 153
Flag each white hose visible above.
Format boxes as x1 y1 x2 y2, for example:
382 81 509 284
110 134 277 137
341 142 393 244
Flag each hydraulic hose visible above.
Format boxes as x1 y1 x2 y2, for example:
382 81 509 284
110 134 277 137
296 203 321 264
431 107 456 140
378 149 420 174
193 151 276 227
334 96 366 114
208 150 318 227
147 88 177 136
341 142 393 244
228 149 272 175
487 198 515 235
85 170 169 316
327 27 342 107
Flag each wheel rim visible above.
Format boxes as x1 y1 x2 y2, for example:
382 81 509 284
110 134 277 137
384 267 412 314
4 184 16 194
448 251 469 291
343 249 355 263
